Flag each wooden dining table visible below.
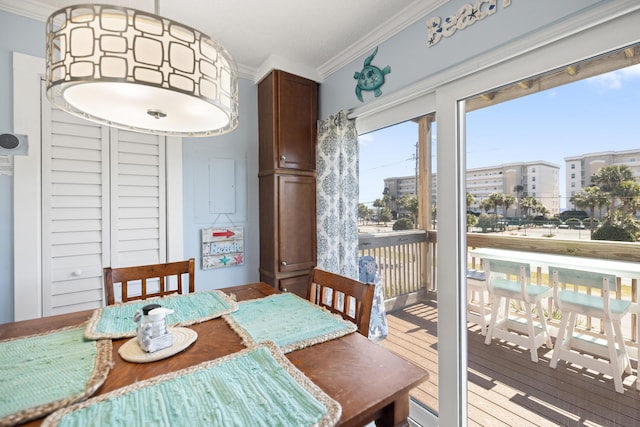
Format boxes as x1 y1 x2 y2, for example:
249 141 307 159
1 282 429 427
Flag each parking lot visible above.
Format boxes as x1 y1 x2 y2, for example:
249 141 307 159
471 224 594 240
360 222 595 241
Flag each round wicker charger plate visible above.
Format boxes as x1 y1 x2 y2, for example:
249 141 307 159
118 327 197 363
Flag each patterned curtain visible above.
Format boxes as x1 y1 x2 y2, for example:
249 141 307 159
316 110 359 279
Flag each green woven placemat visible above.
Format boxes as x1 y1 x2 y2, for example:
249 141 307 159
224 293 357 353
0 324 112 426
85 290 238 339
43 341 340 427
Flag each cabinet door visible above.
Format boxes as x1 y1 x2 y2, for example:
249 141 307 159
276 72 317 171
278 174 316 272
279 275 310 299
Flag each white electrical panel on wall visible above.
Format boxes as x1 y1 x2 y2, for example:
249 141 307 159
209 158 236 214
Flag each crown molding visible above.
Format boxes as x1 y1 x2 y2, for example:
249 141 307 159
254 55 322 84
237 63 258 81
317 0 450 79
0 0 53 21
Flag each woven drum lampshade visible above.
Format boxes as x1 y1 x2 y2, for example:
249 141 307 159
46 4 239 137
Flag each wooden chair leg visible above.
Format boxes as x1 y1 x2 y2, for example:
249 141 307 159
536 300 553 349
478 289 489 336
485 295 501 345
613 320 632 374
550 313 569 369
604 319 624 393
502 297 510 323
525 303 538 362
565 312 578 348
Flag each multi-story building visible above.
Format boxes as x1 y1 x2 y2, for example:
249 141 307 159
384 160 561 217
468 161 560 216
565 149 640 210
383 175 417 215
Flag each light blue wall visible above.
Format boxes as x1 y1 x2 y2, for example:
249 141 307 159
182 78 260 290
0 11 46 324
320 0 603 118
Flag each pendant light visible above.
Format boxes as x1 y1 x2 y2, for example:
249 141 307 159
45 2 238 137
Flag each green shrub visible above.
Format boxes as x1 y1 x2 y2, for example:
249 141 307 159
592 224 635 242
477 213 493 232
467 213 478 229
392 217 414 230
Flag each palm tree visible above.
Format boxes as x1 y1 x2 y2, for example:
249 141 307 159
591 164 635 214
383 193 393 212
479 199 493 214
537 205 549 218
379 207 392 226
466 192 477 231
466 192 475 210
613 180 640 217
513 185 524 198
358 203 370 225
372 198 385 224
487 192 506 227
570 186 608 238
487 192 505 211
520 196 538 219
397 195 419 224
513 184 524 218
503 195 516 218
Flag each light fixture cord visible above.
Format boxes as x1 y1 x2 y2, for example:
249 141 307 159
154 0 159 15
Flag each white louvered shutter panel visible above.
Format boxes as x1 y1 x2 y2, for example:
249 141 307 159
41 102 110 316
110 129 166 268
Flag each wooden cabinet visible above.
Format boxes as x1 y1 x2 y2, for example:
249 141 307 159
258 70 318 298
258 70 317 172
278 275 312 298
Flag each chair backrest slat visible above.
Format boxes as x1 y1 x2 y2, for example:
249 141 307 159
483 258 531 278
550 266 617 292
308 268 375 337
103 258 195 305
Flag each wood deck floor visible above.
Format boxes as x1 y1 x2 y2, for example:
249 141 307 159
381 300 640 427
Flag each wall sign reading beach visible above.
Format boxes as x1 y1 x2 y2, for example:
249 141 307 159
427 0 512 46
201 227 244 269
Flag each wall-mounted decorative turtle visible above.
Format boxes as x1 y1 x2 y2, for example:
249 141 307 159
353 47 391 102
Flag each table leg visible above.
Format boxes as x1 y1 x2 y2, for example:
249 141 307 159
375 395 410 427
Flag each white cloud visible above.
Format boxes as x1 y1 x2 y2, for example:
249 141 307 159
358 133 375 147
586 63 640 90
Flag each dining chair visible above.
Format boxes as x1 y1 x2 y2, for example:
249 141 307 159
307 267 375 337
548 266 631 393
467 269 491 336
483 258 553 362
104 258 195 305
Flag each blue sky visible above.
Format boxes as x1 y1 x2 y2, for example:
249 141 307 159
358 63 640 208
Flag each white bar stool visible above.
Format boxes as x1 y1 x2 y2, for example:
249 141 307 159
467 269 491 336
